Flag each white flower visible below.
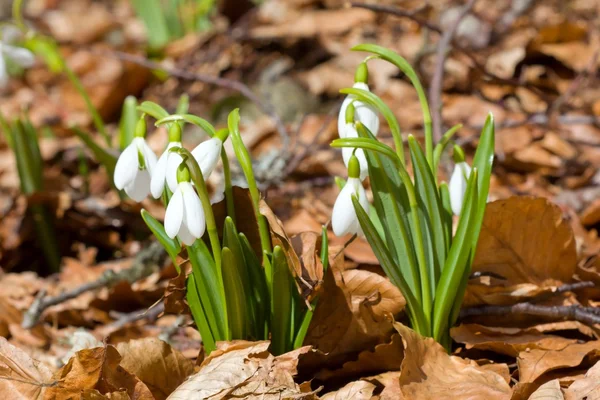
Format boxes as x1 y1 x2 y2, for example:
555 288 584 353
150 142 183 198
164 181 205 245
338 82 379 138
449 161 472 216
341 123 369 181
332 177 370 236
191 137 222 179
0 26 35 87
114 137 157 201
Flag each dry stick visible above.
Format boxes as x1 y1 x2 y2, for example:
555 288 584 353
460 281 600 326
106 50 290 158
429 0 477 144
22 242 167 329
106 301 165 331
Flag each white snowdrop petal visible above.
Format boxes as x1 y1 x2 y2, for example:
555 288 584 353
355 101 380 137
181 182 205 239
113 142 138 190
164 187 184 239
177 222 196 246
192 138 222 179
124 169 151 202
3 45 35 67
166 153 183 193
332 181 358 236
449 162 471 216
150 152 169 199
137 138 157 174
337 95 354 138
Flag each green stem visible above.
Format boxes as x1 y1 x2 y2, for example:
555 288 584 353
220 148 236 223
12 0 26 32
433 123 462 173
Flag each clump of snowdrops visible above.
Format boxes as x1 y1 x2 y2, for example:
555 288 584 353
115 103 328 355
330 44 495 348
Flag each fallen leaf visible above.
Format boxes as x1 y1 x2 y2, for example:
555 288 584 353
395 323 512 399
116 338 195 400
564 360 600 399
365 371 403 400
321 380 376 399
472 197 577 286
0 337 54 399
528 379 564 400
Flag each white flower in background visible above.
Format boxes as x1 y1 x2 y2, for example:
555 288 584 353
338 63 379 138
151 123 184 198
341 122 369 181
164 165 205 246
191 136 223 179
449 161 472 216
332 155 370 237
114 119 157 202
0 26 35 87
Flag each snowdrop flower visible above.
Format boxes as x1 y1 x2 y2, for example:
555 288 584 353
164 164 205 246
151 123 184 198
0 26 35 87
332 155 370 237
114 118 157 201
341 104 369 181
338 62 379 138
449 146 472 216
191 129 227 179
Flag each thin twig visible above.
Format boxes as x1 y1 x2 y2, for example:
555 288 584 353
22 242 167 329
105 50 290 158
429 0 477 144
460 281 599 326
106 301 165 331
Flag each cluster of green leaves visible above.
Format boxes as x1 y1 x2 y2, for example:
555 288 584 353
331 44 495 348
0 113 60 273
138 103 329 355
131 0 216 50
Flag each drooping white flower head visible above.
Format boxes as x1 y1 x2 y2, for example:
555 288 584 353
338 62 379 138
332 155 370 237
341 103 369 181
191 130 226 179
449 147 472 216
151 123 184 198
164 164 205 246
0 26 35 87
114 118 157 202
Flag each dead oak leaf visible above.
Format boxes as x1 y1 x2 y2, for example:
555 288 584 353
0 337 55 399
115 338 195 400
564 360 600 399
395 323 512 400
472 197 577 286
528 379 564 400
320 380 376 400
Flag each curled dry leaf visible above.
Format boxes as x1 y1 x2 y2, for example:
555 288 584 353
365 371 402 400
320 380 376 400
116 338 195 400
528 379 563 400
472 197 577 286
168 341 316 400
0 337 54 399
564 360 600 399
451 324 577 357
394 323 512 400
45 345 154 400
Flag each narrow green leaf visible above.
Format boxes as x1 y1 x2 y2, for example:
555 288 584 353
119 96 138 150
239 233 269 340
188 239 227 340
131 0 171 49
140 210 181 266
13 121 40 194
72 127 117 183
187 274 216 354
271 246 292 355
222 247 247 340
156 114 216 137
439 182 453 252
433 123 462 172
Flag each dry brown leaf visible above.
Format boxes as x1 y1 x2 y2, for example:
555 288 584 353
451 324 576 357
168 341 315 399
45 345 153 400
472 197 577 286
0 337 54 399
395 323 512 399
115 338 195 400
528 379 564 400
321 380 376 400
365 371 403 400
564 360 600 399
518 341 600 384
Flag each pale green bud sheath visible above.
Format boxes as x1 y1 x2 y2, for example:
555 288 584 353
354 62 369 84
345 102 356 124
347 154 361 179
176 163 191 183
168 122 182 142
215 128 229 142
134 116 147 138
